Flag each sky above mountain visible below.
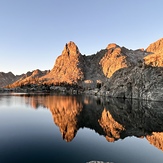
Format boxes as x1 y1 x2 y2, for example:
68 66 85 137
0 0 163 75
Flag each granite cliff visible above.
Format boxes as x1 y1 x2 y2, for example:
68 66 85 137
41 41 85 85
5 38 163 101
144 38 163 67
99 38 163 101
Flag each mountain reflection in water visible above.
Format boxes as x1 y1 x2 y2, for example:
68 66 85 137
20 94 163 151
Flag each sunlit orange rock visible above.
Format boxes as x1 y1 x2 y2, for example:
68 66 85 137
144 38 163 67
41 41 84 85
100 44 128 78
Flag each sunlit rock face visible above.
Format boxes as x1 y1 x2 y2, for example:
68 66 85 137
144 38 163 67
99 44 145 78
146 38 163 53
42 41 85 85
100 44 127 78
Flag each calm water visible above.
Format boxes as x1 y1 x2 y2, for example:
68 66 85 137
0 94 163 163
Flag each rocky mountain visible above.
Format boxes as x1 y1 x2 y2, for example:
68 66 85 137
8 69 49 88
99 38 163 101
9 40 147 89
0 72 23 88
99 65 163 101
144 38 163 67
5 38 163 101
41 41 85 85
40 41 147 89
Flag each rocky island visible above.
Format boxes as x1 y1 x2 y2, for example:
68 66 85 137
1 38 163 101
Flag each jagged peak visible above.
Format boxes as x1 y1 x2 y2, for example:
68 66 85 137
146 38 163 53
67 41 77 47
62 41 80 56
106 43 119 50
32 69 42 76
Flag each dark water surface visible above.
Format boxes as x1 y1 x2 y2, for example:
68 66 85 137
0 94 163 163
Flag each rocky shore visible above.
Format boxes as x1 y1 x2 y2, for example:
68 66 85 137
0 84 82 95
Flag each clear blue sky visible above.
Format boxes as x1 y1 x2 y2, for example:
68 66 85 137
0 0 163 75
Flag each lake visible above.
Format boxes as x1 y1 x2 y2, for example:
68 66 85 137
0 93 163 163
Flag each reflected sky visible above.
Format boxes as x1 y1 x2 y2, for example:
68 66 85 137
0 94 163 163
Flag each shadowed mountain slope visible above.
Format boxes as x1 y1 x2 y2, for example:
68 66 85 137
0 72 23 88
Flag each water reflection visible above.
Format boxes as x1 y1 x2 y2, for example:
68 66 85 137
17 94 163 151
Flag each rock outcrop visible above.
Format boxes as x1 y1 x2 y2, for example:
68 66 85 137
144 38 163 67
41 41 85 85
99 44 145 78
99 66 163 101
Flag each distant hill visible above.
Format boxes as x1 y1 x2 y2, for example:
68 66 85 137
0 72 23 88
8 69 49 88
